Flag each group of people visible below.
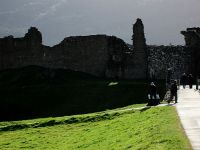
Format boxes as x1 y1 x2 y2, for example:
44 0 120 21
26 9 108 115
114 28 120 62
147 80 178 106
181 73 193 89
146 73 194 106
147 82 160 106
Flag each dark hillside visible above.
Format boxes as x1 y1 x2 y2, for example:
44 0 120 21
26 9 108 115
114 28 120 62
0 66 165 121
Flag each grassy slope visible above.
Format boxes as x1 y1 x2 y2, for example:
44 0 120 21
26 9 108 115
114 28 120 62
0 66 166 121
0 104 145 130
0 107 192 150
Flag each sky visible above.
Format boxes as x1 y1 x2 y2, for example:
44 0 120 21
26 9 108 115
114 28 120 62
0 0 200 46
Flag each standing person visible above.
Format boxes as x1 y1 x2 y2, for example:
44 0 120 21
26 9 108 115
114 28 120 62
147 82 157 106
169 80 178 104
166 68 172 90
188 74 193 89
181 73 187 89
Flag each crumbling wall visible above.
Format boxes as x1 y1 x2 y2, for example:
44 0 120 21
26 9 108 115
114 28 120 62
131 18 148 79
181 28 200 47
0 27 129 78
181 27 200 77
0 27 44 70
0 25 196 80
50 35 127 78
148 45 191 79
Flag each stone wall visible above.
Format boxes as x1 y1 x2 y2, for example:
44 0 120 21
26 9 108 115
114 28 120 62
132 18 148 79
0 27 129 79
181 28 200 77
51 35 127 78
181 28 200 47
0 24 197 80
0 27 44 70
148 45 191 79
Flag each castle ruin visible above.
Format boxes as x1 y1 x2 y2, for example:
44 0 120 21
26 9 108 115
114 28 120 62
0 19 199 80
0 27 129 78
181 28 200 78
132 18 148 79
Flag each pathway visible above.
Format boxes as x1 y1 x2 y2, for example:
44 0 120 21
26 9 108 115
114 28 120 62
176 86 200 150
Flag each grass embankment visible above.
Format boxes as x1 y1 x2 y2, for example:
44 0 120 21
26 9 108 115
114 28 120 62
0 106 192 150
0 66 165 121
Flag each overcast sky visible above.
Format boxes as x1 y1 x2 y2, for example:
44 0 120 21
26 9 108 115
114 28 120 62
0 0 200 46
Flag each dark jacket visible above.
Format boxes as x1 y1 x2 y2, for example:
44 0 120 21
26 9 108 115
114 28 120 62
170 83 177 94
148 84 157 96
181 74 187 85
188 75 193 85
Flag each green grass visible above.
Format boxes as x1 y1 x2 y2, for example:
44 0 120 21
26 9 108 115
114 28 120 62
0 106 192 150
0 104 145 131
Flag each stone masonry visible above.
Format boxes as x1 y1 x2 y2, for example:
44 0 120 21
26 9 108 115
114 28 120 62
132 18 148 79
148 45 191 79
0 19 197 80
181 28 200 78
0 27 128 79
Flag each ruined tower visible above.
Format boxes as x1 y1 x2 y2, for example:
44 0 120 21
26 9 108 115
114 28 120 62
132 18 148 79
24 27 42 48
181 28 200 78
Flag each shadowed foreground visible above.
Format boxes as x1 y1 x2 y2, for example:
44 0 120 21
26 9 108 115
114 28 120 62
0 66 165 121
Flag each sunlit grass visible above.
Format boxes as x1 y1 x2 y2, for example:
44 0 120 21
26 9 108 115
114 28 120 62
108 82 119 86
0 107 147 133
0 107 191 150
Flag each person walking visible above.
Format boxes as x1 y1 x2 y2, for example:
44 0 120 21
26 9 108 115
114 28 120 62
181 73 187 89
169 80 178 104
188 74 193 89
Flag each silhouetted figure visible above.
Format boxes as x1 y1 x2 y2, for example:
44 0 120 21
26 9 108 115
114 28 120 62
147 82 159 106
169 80 178 104
196 77 199 90
188 74 193 89
166 68 172 90
181 73 187 89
